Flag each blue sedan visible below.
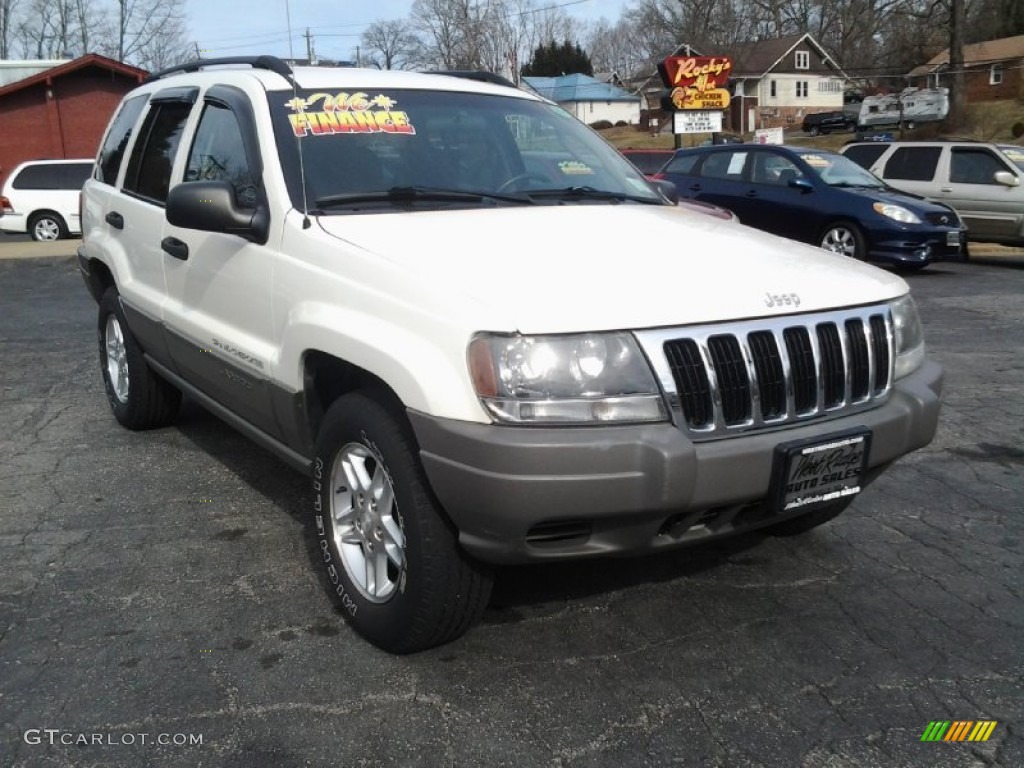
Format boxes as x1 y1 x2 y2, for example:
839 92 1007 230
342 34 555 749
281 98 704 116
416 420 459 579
654 144 965 268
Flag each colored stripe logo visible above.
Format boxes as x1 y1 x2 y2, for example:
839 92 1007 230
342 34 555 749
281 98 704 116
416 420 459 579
921 721 997 742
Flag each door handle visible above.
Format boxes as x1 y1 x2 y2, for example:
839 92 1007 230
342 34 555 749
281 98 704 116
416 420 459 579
105 211 124 229
161 236 189 261
746 190 758 198
940 187 952 193
688 184 701 191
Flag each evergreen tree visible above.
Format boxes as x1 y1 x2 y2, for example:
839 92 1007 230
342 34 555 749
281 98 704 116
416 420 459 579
521 38 593 76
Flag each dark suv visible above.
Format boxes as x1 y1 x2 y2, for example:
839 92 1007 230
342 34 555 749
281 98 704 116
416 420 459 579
802 111 857 136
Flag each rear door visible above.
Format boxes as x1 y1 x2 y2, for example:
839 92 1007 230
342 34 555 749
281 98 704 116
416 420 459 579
875 145 941 198
688 149 755 220
109 88 198 369
942 146 1023 241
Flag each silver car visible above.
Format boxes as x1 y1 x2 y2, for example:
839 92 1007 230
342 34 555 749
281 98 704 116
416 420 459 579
840 141 1024 247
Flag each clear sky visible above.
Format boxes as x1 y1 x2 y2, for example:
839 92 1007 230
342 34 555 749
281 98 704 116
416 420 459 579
186 0 625 62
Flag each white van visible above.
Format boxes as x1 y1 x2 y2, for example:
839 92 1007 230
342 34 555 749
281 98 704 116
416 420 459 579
0 159 94 240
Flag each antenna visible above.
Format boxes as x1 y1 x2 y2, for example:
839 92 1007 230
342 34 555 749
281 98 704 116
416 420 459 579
284 0 311 229
285 0 296 61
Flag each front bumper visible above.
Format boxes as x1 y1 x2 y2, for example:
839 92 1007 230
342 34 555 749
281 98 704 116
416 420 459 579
868 226 966 265
411 360 943 564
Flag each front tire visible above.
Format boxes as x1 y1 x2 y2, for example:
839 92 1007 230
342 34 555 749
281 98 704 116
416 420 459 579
808 126 820 136
98 288 181 429
820 221 867 260
29 212 67 241
313 392 493 654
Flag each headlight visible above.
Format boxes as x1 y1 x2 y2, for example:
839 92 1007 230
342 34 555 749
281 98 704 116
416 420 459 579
873 202 921 224
468 332 667 424
891 295 925 379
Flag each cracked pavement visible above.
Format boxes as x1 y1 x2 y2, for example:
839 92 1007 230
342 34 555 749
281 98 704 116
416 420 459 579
0 253 1021 767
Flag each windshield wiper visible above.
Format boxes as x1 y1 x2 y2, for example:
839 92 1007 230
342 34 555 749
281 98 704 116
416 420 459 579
315 186 532 209
525 186 659 204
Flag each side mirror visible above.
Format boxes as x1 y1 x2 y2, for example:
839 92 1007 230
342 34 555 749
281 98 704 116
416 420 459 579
789 177 815 192
652 179 679 204
994 170 1020 187
166 181 269 244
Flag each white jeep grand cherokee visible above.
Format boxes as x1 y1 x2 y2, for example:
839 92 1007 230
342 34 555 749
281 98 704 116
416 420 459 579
78 57 943 653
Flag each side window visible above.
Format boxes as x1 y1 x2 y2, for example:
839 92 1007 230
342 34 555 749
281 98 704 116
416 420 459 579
185 102 258 207
663 154 699 175
699 151 747 181
883 147 940 181
12 165 60 189
97 95 148 186
751 153 802 186
842 144 888 170
122 102 193 204
59 163 94 188
950 149 1010 185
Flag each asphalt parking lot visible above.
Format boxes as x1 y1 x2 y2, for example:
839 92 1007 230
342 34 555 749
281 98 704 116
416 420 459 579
1 239 1021 768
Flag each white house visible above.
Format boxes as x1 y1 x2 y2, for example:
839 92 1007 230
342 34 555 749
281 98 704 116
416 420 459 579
719 33 851 133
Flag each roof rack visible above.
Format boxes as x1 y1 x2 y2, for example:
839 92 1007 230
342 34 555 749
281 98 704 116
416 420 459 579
145 55 293 83
425 70 517 89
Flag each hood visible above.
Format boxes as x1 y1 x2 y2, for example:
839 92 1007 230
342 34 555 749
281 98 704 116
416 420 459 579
850 185 957 215
317 203 907 334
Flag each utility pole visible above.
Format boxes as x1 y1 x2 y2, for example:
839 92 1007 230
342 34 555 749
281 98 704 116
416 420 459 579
304 27 315 65
194 42 202 60
948 0 966 130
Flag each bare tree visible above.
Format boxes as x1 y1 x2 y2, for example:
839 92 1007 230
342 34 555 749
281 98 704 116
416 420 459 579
108 0 189 67
0 0 19 57
585 18 650 80
361 18 419 69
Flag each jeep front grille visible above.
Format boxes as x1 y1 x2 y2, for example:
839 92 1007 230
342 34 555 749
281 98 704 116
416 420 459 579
635 306 893 438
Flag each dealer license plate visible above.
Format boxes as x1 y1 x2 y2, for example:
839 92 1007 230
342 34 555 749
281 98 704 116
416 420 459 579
772 429 871 513
946 231 960 246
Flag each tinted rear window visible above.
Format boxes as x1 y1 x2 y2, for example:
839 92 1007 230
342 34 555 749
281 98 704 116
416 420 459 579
97 95 148 185
12 163 93 190
883 146 941 181
663 154 699 175
842 144 888 169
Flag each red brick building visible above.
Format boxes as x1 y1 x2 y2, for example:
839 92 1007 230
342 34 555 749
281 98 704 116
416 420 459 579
910 34 1024 102
0 54 147 185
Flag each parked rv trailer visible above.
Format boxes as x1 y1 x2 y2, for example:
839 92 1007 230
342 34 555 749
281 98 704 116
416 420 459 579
858 88 949 130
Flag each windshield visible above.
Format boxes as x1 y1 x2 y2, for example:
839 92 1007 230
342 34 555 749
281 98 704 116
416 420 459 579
794 149 886 188
269 88 662 211
999 145 1024 171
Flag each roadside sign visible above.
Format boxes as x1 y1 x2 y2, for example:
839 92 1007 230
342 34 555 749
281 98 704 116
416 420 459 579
754 127 784 145
658 56 732 111
673 111 723 134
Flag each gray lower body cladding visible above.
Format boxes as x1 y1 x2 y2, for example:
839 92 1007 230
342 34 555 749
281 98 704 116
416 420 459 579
410 361 943 564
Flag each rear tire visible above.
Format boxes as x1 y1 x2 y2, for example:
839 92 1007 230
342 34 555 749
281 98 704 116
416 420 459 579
29 211 67 241
98 288 181 429
313 392 493 654
767 499 853 536
808 126 820 136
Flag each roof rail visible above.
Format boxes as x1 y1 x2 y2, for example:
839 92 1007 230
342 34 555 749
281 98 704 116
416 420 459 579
145 55 293 83
425 70 517 89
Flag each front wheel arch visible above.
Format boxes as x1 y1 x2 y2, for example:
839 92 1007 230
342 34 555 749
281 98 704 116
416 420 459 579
313 391 493 653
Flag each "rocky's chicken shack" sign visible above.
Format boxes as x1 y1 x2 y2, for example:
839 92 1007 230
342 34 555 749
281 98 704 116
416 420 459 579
658 56 732 111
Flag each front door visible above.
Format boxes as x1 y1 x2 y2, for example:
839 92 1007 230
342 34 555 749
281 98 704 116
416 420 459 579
160 93 280 438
